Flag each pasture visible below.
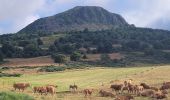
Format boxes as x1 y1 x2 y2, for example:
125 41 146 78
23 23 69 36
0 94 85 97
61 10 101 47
0 65 170 100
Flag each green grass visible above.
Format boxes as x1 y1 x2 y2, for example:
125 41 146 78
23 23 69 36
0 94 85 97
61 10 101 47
1 66 170 100
0 67 151 92
0 92 34 100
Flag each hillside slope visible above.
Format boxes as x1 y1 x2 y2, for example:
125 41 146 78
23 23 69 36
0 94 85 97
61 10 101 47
18 6 129 34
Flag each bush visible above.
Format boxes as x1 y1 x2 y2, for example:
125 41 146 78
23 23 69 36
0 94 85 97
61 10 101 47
39 66 65 72
0 92 34 100
70 52 81 61
51 54 66 65
0 73 22 77
82 54 88 59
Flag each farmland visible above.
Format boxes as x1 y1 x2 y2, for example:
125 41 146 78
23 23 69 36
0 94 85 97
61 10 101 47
0 64 170 100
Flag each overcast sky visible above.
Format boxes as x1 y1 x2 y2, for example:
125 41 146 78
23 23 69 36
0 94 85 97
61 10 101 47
0 0 170 34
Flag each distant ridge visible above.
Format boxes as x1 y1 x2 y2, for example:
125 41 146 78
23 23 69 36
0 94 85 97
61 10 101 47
18 6 129 34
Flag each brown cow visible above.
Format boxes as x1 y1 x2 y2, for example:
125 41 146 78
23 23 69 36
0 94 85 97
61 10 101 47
140 83 150 89
13 83 30 92
163 82 170 85
134 85 144 94
115 95 134 100
127 83 136 94
150 86 159 91
83 89 93 97
160 84 170 90
33 86 40 93
110 84 123 93
37 86 47 95
138 90 155 97
99 90 116 97
151 92 167 99
46 86 56 95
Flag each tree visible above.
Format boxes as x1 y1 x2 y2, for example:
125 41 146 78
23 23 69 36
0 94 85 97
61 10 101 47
70 52 81 61
52 54 66 65
82 54 88 59
37 38 43 45
0 50 3 62
23 44 41 58
1 43 15 57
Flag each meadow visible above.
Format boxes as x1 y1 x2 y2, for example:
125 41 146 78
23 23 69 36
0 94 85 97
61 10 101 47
1 65 170 100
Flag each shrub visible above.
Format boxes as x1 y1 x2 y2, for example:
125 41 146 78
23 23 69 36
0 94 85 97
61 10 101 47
39 66 65 72
0 92 34 100
51 54 67 65
0 73 22 77
70 52 81 61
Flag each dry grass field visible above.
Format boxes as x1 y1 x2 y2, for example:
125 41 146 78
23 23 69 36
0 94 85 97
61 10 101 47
1 53 123 67
0 65 170 100
1 56 57 67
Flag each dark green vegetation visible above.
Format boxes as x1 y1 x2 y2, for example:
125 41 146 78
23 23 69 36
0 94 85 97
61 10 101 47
51 54 66 65
19 6 129 34
0 92 34 100
0 50 3 63
1 6 170 66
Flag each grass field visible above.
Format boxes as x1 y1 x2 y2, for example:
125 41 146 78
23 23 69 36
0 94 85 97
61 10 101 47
1 65 170 100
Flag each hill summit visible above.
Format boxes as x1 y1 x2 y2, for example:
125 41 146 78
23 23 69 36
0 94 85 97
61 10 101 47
18 6 129 33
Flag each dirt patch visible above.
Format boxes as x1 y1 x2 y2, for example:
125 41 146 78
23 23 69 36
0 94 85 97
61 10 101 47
84 53 123 61
0 56 58 67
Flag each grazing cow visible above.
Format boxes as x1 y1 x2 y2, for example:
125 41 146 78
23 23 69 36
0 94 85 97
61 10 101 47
99 90 116 97
163 82 170 85
138 90 155 97
37 86 47 95
127 83 136 94
115 95 134 100
140 83 150 89
150 86 159 91
134 85 144 94
151 92 167 99
121 86 129 93
161 90 168 94
69 84 78 92
33 86 40 93
46 86 56 95
160 84 170 90
110 84 123 93
13 83 30 92
83 89 93 97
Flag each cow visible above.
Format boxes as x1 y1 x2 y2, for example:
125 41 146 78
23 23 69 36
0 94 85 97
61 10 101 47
99 90 116 97
151 92 167 99
69 84 78 92
110 84 123 93
127 83 136 94
46 85 56 95
150 86 159 91
160 84 170 90
83 89 94 97
115 95 134 100
13 83 30 92
140 83 150 89
138 90 155 97
163 82 170 85
36 86 47 95
134 85 144 94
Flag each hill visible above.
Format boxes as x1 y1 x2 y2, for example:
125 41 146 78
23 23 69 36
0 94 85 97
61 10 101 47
18 6 129 34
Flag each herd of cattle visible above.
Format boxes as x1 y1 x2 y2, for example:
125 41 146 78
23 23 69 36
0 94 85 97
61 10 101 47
12 80 170 100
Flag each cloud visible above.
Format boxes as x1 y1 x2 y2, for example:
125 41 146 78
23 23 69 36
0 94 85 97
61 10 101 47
0 0 45 33
0 0 170 34
121 0 170 29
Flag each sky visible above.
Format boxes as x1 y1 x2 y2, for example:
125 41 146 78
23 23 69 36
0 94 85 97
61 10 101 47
0 0 170 34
